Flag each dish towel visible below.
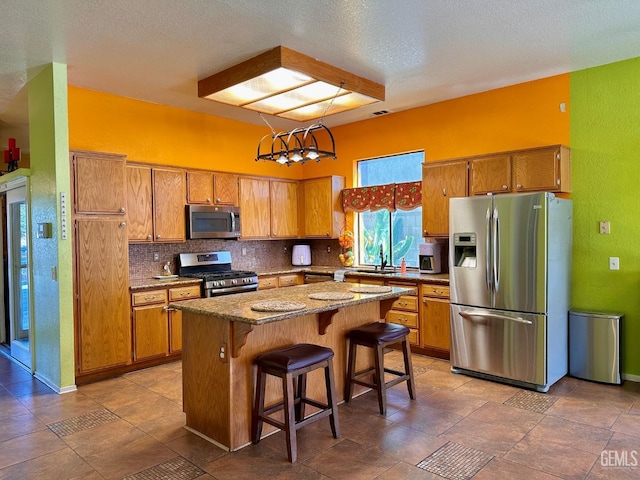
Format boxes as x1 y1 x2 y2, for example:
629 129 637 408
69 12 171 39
333 270 347 282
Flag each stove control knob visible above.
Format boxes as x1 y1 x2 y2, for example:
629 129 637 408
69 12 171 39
213 281 220 287
232 279 238 285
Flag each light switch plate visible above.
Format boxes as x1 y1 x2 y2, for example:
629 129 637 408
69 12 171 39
609 257 620 270
599 221 610 234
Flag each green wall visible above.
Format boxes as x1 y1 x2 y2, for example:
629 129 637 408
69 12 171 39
570 57 640 378
28 63 75 391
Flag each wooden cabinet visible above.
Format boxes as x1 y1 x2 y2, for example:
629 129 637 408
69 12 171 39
270 180 298 238
419 283 450 359
513 145 571 193
470 154 511 195
126 164 154 242
153 167 186 242
72 151 127 215
299 176 345 238
126 164 186 243
187 171 239 206
422 160 468 237
239 177 298 239
130 284 200 361
386 280 419 346
258 273 303 290
75 217 131 373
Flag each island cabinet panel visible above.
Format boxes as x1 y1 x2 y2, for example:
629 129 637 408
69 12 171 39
422 160 468 237
300 176 345 238
75 218 131 373
126 164 154 242
152 167 186 242
72 151 127 215
239 177 271 239
181 301 381 450
132 304 169 361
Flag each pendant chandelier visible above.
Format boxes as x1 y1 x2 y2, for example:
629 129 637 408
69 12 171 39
255 123 336 166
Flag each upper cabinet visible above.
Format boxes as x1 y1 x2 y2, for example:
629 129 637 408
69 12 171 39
186 171 239 206
512 145 570 193
299 176 345 238
239 177 298 239
423 145 570 237
469 154 511 195
72 151 127 215
126 164 186 243
422 161 468 237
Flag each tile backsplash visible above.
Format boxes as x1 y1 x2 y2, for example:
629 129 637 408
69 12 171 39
129 239 342 279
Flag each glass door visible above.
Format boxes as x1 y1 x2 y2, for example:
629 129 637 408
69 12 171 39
6 185 31 368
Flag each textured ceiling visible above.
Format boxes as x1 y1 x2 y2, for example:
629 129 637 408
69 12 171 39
2 0 640 149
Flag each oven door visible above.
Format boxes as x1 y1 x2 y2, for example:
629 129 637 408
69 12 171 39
205 284 258 297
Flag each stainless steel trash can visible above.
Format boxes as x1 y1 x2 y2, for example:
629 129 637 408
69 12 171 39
569 310 623 384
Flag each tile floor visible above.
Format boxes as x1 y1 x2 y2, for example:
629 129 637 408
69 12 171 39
1 350 639 479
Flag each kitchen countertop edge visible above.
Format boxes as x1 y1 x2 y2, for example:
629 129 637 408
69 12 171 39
130 277 203 291
256 266 449 284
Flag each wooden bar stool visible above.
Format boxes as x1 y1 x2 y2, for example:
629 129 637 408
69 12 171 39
251 343 340 463
345 322 415 415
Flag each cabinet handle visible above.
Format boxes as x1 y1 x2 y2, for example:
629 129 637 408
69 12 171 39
119 222 126 228
442 188 447 196
556 179 560 186
216 197 221 203
397 317 408 323
502 185 508 190
398 301 408 307
163 306 178 312
516 184 522 189
326 232 330 237
157 234 161 239
206 198 211 204
273 232 277 237
145 295 158 301
179 292 190 297
120 207 125 213
147 234 152 240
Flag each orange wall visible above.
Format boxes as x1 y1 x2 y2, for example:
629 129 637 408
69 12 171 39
303 74 570 187
69 74 569 186
67 86 303 179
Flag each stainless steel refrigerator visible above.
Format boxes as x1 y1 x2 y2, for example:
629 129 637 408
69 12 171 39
449 192 572 392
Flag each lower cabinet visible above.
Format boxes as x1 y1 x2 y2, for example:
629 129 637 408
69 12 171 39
258 273 303 290
420 283 450 359
386 281 419 346
130 284 200 362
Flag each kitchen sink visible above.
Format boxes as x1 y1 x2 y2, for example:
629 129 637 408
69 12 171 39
352 268 397 275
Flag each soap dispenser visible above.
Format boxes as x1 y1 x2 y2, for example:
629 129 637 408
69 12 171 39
163 261 172 276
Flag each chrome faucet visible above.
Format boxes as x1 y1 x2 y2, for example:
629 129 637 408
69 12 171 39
379 244 388 271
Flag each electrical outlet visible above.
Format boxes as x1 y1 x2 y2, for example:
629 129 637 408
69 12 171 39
153 252 160 262
284 246 287 253
599 221 610 234
241 247 247 256
609 257 620 270
327 245 331 253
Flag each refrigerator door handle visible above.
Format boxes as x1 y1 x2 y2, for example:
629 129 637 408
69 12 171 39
459 310 533 325
493 207 500 294
486 207 492 291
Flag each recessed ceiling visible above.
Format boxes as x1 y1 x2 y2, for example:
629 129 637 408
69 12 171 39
2 0 640 149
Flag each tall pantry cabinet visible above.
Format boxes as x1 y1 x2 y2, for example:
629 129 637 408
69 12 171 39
71 151 131 382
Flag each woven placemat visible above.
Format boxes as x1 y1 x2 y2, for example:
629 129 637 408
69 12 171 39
349 285 392 294
251 301 306 312
308 292 355 301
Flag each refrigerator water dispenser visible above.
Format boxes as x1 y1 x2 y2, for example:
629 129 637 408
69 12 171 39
453 232 477 268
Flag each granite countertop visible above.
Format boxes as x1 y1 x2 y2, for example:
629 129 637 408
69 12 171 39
255 266 449 284
130 277 202 291
170 280 411 325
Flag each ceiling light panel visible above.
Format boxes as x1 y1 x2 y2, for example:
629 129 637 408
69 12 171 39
280 92 379 121
244 81 346 114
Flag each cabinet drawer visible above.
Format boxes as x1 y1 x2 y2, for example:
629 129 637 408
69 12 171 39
387 310 418 328
169 285 201 301
421 284 450 298
278 274 301 287
391 296 418 312
387 282 418 295
132 289 168 306
258 276 278 290
407 328 419 346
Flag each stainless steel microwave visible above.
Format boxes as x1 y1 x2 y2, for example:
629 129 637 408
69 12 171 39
186 205 241 239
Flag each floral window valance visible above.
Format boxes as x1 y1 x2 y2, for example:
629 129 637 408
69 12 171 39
342 181 422 212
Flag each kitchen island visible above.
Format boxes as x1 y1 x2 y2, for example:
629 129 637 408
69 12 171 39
171 281 410 451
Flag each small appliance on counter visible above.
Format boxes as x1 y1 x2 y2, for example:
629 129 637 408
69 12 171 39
419 242 442 273
292 244 312 266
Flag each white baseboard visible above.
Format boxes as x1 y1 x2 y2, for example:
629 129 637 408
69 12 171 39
34 371 77 394
622 373 640 383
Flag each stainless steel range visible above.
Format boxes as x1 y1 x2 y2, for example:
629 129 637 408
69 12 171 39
178 251 258 297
